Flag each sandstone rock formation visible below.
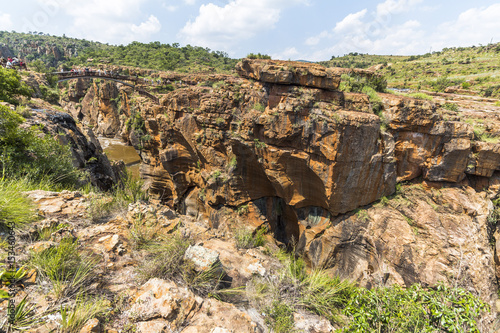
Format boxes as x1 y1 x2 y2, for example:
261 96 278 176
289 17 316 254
106 59 500 318
29 59 500 329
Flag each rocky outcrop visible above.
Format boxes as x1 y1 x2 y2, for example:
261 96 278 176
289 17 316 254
128 60 500 240
22 109 120 190
236 58 342 90
297 184 498 305
109 60 500 319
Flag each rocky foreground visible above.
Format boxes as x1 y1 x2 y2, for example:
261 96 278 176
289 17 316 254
2 59 500 331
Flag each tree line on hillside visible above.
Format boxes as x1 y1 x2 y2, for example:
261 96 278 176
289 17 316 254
0 31 238 73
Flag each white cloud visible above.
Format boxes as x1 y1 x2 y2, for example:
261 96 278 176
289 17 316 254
0 12 13 30
431 4 500 50
179 0 308 50
131 15 161 36
333 9 367 34
305 30 331 46
376 0 423 17
184 0 196 5
33 0 161 44
163 4 178 12
272 47 299 60
302 0 427 60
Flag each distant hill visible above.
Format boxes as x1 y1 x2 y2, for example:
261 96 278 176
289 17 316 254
320 45 500 97
0 31 237 73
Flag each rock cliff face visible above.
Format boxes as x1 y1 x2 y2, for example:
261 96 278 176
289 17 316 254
53 60 500 314
131 60 498 230
100 59 499 312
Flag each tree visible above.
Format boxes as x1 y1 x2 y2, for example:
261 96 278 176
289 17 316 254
0 68 32 105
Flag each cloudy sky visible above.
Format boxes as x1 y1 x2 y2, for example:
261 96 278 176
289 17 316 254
0 0 499 61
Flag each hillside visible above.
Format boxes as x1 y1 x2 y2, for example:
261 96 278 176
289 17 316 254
0 31 237 73
320 44 500 97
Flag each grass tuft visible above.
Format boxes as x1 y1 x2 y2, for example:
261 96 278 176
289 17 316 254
28 238 98 299
0 179 37 230
59 294 110 333
235 227 266 249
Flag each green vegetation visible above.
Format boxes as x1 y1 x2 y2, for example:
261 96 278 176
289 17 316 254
246 247 489 332
443 102 459 111
87 171 148 222
253 102 266 112
0 67 32 105
339 72 387 93
247 53 272 59
60 295 110 332
0 31 237 73
0 179 36 229
343 283 488 332
248 250 357 327
28 238 98 299
0 105 81 187
407 92 433 100
322 44 500 95
264 301 296 333
137 233 226 297
235 227 266 249
2 296 43 331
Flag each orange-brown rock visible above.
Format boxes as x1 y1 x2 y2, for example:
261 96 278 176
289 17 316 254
298 185 498 309
236 58 342 90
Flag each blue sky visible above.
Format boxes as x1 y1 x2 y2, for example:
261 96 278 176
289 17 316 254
1 0 499 61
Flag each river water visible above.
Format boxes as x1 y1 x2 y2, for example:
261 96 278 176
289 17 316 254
99 137 141 178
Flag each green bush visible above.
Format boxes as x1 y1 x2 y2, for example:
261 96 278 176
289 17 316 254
39 85 60 104
408 92 433 101
343 283 488 333
443 102 459 111
0 67 32 105
340 72 387 93
0 105 81 187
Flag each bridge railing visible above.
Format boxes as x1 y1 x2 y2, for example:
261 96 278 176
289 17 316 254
54 71 140 83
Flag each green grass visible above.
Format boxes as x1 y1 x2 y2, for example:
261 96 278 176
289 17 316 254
264 301 296 333
86 171 148 222
247 250 356 329
137 233 228 297
0 179 37 230
59 294 110 333
28 238 98 299
407 92 433 101
37 222 70 241
137 233 190 283
2 296 44 331
235 227 266 249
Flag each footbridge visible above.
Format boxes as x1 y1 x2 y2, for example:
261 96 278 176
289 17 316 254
55 71 160 104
